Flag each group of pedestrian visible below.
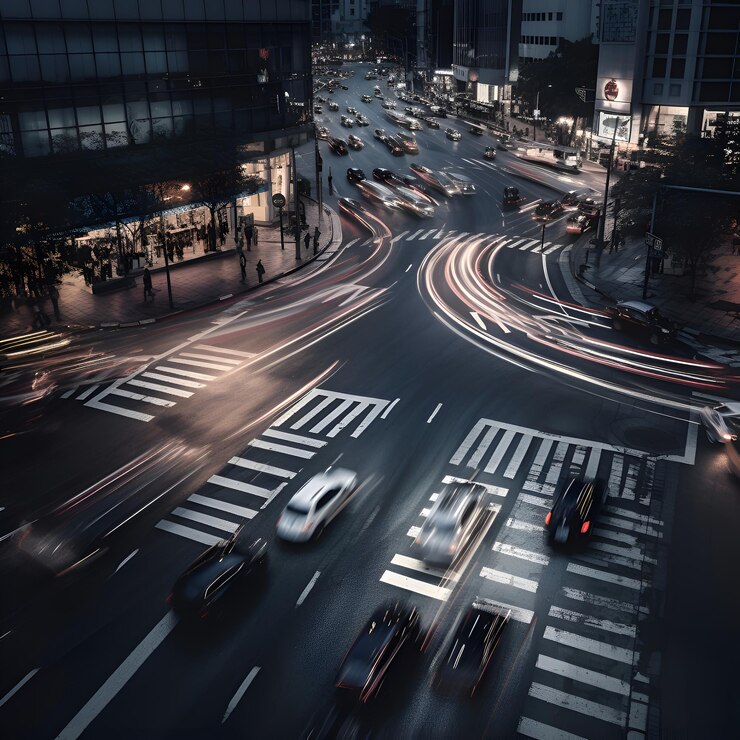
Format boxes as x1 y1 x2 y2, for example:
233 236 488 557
303 226 321 255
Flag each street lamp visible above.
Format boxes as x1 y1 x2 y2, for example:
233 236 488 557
532 85 552 143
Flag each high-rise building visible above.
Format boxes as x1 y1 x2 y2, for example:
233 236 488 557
312 0 341 43
594 0 739 148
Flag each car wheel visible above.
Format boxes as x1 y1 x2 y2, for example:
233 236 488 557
650 333 660 346
612 319 622 331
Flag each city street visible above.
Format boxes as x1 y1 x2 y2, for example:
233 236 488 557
1 64 737 740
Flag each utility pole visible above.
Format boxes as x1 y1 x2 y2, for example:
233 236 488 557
643 191 658 299
533 91 540 143
540 221 546 252
291 146 300 260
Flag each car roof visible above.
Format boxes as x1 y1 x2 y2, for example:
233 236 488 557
618 300 655 313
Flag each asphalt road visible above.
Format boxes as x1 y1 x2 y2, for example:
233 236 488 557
0 64 737 739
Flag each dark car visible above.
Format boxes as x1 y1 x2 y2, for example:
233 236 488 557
533 200 565 221
483 146 496 160
336 602 421 702
347 135 364 150
561 189 593 208
337 197 372 220
424 117 440 129
565 213 592 235
502 186 523 207
435 599 510 696
577 198 602 221
346 167 366 182
328 137 348 155
169 528 267 618
372 167 397 186
606 300 677 345
383 135 405 156
545 477 606 546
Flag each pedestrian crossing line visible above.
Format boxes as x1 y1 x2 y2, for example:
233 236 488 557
327 402 369 437
547 606 636 638
171 506 240 533
543 625 634 664
193 344 255 358
504 435 535 478
408 229 424 241
344 238 360 249
505 238 528 249
379 570 452 601
441 475 508 497
479 567 538 593
207 474 274 499
505 517 544 533
519 239 540 251
108 388 176 408
517 716 587 740
179 352 242 365
126 379 193 398
419 229 436 240
519 493 550 508
450 419 487 465
640 458 656 507
310 399 354 434
227 457 297 479
543 243 563 255
528 683 627 726
167 357 235 372
479 598 533 624
593 527 639 546
156 520 222 546
289 396 334 430
351 402 390 438
85 399 154 422
485 429 517 474
391 230 409 244
493 542 550 566
607 455 624 498
187 493 257 520
142 371 206 389
622 461 640 500
261 428 327 449
248 438 316 459
522 438 554 492
604 505 663 527
584 447 602 480
600 515 662 539
561 587 642 617
390 554 460 582
544 441 569 487
587 544 655 570
591 539 655 562
407 525 421 538
468 425 499 469
535 654 631 696
76 384 100 401
567 563 641 591
61 388 75 399
155 365 217 381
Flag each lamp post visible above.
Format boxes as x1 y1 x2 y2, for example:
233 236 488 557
532 85 552 143
540 220 547 252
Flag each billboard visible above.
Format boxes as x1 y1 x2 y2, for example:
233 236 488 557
596 112 631 142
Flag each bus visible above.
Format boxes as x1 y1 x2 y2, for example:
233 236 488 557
519 142 582 172
385 110 421 131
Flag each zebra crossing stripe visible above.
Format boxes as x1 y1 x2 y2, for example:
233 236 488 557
85 399 154 422
493 542 549 565
187 493 257 520
480 567 538 593
261 428 327 448
207 474 274 499
143 372 205 388
506 238 528 249
227 457 296 479
561 587 642 616
504 435 534 478
76 384 100 401
171 506 240 533
519 239 540 250
109 388 176 408
408 229 424 240
179 352 241 365
478 598 533 624
248 439 315 459
543 243 563 255
622 461 640 500
327 402 369 438
156 520 222 546
485 429 517 474
168 357 234 372
419 229 437 240
607 455 624 497
289 396 334 430
547 605 636 638
468 425 498 469
535 654 631 696
379 570 451 601
390 554 459 582
391 230 409 243
543 626 633 664
517 717 587 740
310 399 354 434
584 448 601 480
126 379 193 398
193 345 254 358
156 365 217 381
566 563 641 590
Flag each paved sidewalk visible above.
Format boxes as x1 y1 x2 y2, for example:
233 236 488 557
1 198 339 335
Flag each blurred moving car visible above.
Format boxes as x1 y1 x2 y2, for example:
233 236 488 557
395 131 418 154
328 137 348 155
373 128 387 141
434 599 510 695
410 164 459 197
396 187 434 217
447 172 476 195
561 189 593 208
382 100 396 110
565 213 593 235
414 482 486 567
545 477 606 545
699 403 740 443
346 167 366 182
169 529 267 619
533 200 565 221
383 135 405 156
336 602 421 702
577 198 602 221
606 300 677 345
276 468 357 543
356 180 400 208
347 135 364 151
337 197 373 222
361 94 373 103
445 128 462 141
346 106 358 115
502 186 523 207
429 105 447 118
483 146 496 160
423 116 440 129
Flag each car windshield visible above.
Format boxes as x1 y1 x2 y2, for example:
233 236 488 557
286 502 310 516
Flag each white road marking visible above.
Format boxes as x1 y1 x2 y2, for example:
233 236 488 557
155 520 222 546
310 399 354 434
56 611 178 739
207 474 275 499
390 554 458 581
506 238 528 249
381 398 400 419
167 357 234 372
485 429 517 474
548 605 636 638
126 379 193 398
504 435 534 478
61 389 75 399
76 384 99 401
535 654 630 696
441 475 507 497
543 243 563 255
179 352 241 365
543 626 633 664
561 587 641 616
108 388 176 408
528 682 627 726
470 311 487 330
505 517 544 533
155 365 217 381
171 507 239 533
479 598 533 624
227 457 296 479
426 403 443 424
607 454 624 497
142 372 205 388
114 550 139 573
468 425 499 468
523 438 553 491
566 563 641 590
405 263 413 272
344 238 360 248
193 344 254 358
327 402 369 437
221 666 261 724
519 493 550 508
419 229 436 240
289 396 334 430
379 570 451 601
391 230 409 244
479 567 538 593
493 542 549 565
261 428 327 448
248 439 316 459
407 526 421 538
84 399 154 422
604 506 663 526
408 229 424 240
187 494 257 520
296 571 321 607
517 716 587 740
584 447 602 480
622 461 640 500
519 239 540 251
0 668 39 709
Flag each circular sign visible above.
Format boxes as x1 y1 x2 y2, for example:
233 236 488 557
272 193 286 208
604 79 619 102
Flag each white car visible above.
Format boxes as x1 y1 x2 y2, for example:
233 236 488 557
445 128 462 141
382 100 396 110
276 468 358 542
355 114 369 126
699 403 740 443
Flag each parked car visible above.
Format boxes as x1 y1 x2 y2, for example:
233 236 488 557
383 135 405 156
395 131 418 154
316 126 330 140
545 477 607 546
346 167 366 182
373 128 388 141
578 198 602 221
361 94 373 103
606 300 677 345
424 116 440 129
382 100 396 110
169 528 267 619
340 115 354 128
346 106 358 115
561 189 593 208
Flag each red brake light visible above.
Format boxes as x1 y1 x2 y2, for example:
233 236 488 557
581 521 590 534
166 593 173 605
545 512 552 526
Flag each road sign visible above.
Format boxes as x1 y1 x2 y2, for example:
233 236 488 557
645 232 663 252
533 109 540 119
575 87 587 102
272 193 286 209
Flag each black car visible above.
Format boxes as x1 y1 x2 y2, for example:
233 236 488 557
502 186 523 207
424 117 440 129
435 599 510 696
561 189 592 208
328 137 348 155
169 528 267 618
606 300 677 345
545 477 606 545
533 200 565 221
346 167 366 182
383 136 405 156
577 198 602 221
372 167 397 186
336 602 421 702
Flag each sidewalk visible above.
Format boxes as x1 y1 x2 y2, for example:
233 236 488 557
569 235 740 356
1 197 339 335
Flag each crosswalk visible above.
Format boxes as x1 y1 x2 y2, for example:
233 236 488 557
368 229 567 254
156 388 395 546
73 344 255 422
377 416 664 739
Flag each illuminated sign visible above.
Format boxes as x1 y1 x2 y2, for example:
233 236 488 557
604 79 619 101
596 112 631 142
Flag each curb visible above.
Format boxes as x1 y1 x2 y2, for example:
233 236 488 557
93 201 341 330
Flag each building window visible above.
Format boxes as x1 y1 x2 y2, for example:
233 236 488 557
655 33 669 54
670 58 685 79
673 34 688 55
658 9 672 31
653 82 664 95
652 57 667 78
557 12 563 21
675 9 690 30
669 83 681 97
548 12 553 21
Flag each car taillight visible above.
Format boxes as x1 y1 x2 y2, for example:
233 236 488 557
166 593 173 605
581 521 590 535
545 512 552 526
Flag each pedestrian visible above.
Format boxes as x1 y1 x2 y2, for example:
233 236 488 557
245 225 253 251
253 225 259 246
48 283 61 321
30 297 49 329
143 267 153 302
219 229 226 247
256 259 265 284
239 251 247 282
328 169 334 195
313 226 321 255
304 231 311 252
